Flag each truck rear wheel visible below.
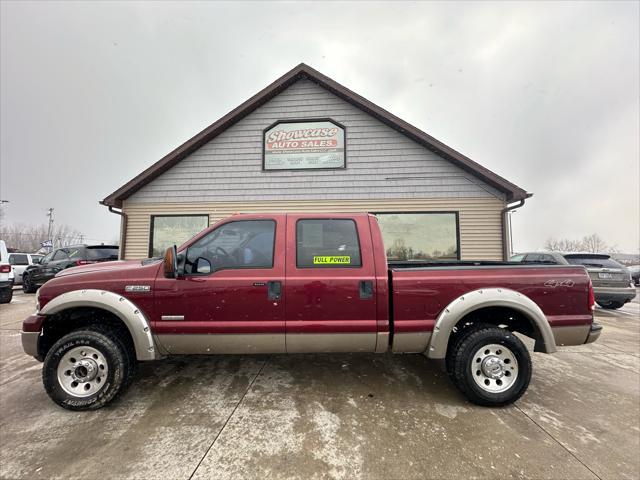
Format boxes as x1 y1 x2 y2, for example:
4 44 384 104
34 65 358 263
42 328 131 410
447 325 531 407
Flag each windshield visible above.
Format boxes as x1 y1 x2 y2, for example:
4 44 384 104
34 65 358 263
565 257 624 269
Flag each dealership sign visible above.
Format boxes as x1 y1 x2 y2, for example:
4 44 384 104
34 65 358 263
263 120 345 170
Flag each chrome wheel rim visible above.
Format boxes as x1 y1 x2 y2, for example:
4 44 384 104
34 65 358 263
471 343 518 393
57 346 109 397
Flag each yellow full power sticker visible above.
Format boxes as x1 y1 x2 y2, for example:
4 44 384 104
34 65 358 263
313 256 351 265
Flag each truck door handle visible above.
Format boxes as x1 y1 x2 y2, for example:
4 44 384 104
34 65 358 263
267 281 281 301
359 280 374 299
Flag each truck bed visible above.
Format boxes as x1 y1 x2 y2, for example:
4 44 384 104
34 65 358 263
388 264 594 350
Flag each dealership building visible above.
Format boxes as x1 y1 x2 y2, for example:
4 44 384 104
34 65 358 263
101 64 530 261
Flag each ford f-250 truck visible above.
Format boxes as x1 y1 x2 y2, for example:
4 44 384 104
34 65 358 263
21 213 602 410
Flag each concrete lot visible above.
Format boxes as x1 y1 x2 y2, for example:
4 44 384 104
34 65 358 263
0 289 638 480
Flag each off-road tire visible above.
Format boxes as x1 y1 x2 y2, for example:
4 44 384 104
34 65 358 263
447 325 532 407
22 274 37 294
0 287 12 304
42 328 131 410
87 324 137 387
597 301 624 310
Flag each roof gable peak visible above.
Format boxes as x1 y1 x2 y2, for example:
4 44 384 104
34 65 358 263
102 63 529 208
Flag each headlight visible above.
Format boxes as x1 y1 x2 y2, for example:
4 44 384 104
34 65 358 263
35 288 40 312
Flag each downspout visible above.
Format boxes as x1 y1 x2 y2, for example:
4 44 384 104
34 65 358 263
501 199 525 261
106 206 127 260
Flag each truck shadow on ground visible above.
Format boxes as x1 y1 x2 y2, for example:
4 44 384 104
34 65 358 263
127 352 467 410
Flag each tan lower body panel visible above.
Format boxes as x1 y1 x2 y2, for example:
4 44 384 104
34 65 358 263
375 331 390 353
392 332 431 353
551 325 590 347
156 334 285 354
286 333 376 353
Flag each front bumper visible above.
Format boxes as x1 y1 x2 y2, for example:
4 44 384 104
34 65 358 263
593 286 636 304
585 323 603 344
21 314 46 360
21 331 40 358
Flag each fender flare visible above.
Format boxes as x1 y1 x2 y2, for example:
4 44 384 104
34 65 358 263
426 288 557 359
39 289 158 361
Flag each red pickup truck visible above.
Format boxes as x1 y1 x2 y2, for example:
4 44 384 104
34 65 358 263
22 213 601 410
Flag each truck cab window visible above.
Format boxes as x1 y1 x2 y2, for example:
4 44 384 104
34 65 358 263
296 219 362 268
183 220 275 274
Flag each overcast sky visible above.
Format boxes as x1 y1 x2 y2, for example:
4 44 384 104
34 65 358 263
1 1 638 253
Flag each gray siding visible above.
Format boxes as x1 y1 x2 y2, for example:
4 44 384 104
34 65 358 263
128 79 504 203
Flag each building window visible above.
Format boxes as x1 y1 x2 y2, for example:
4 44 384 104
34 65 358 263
296 219 362 268
374 212 459 261
149 215 209 257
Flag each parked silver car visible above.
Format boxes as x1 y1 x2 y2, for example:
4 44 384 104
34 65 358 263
511 252 636 309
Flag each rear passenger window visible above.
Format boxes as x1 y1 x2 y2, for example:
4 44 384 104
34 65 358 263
9 254 29 265
296 219 362 268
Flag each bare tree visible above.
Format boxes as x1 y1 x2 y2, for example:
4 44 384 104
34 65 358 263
544 237 583 252
544 234 618 254
1 223 83 252
582 233 618 253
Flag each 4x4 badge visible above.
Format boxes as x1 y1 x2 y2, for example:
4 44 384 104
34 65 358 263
544 279 575 288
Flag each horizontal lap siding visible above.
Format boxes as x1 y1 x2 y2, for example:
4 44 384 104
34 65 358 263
122 198 504 261
126 79 505 203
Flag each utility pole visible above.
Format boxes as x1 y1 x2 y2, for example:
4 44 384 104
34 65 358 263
46 208 54 251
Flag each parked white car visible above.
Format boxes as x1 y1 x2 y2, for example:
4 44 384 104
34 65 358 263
8 253 43 285
0 240 15 304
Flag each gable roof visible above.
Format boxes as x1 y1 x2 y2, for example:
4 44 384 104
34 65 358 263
102 63 531 208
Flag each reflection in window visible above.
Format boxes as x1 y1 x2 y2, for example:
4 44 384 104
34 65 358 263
296 219 362 268
184 220 275 273
150 215 209 257
375 213 459 261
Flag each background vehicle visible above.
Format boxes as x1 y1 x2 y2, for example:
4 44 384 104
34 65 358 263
8 253 43 285
628 265 640 286
511 252 636 309
0 240 15 304
22 245 118 293
22 214 600 411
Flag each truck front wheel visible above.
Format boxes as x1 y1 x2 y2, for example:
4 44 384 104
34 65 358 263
447 325 531 407
42 328 131 410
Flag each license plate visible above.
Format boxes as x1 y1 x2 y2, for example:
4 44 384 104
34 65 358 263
599 272 613 279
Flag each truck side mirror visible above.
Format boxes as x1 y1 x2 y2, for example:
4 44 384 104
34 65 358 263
163 245 178 278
